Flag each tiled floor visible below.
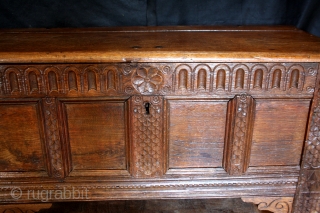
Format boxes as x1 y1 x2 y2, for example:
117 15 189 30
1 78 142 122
38 199 262 213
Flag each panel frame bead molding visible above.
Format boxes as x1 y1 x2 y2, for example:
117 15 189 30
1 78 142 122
1 27 320 213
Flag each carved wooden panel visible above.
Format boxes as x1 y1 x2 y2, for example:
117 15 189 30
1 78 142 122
130 96 164 178
0 63 317 97
250 99 310 167
42 97 66 178
242 197 293 213
223 94 255 175
61 98 128 175
166 98 228 169
0 100 45 172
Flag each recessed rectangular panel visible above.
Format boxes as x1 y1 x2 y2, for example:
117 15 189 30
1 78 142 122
0 102 45 171
250 99 310 166
65 100 127 170
167 100 228 168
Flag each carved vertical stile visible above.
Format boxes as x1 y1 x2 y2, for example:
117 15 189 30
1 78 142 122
293 64 320 213
223 94 255 175
130 96 164 178
42 97 66 178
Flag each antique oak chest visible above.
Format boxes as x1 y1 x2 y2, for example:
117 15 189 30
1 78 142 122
0 26 320 213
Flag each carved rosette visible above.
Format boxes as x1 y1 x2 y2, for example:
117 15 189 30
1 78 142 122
130 96 163 177
223 94 255 175
242 197 293 213
131 67 163 94
42 97 64 178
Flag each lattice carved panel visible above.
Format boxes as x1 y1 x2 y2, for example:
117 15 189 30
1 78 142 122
130 96 164 177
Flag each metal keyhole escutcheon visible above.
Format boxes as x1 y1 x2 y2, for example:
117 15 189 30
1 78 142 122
145 102 150 115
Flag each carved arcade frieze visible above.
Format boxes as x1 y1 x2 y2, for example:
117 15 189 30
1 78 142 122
0 63 317 97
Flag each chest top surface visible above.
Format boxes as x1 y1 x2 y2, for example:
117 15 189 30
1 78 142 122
0 26 320 63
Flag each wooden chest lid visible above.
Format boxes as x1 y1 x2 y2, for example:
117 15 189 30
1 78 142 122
0 26 320 63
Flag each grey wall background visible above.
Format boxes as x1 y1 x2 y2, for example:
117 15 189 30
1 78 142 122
0 0 319 36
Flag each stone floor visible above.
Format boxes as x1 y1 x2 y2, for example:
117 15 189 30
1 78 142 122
37 199 262 213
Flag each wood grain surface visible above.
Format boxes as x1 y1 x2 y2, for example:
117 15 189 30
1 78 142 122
0 26 319 213
0 26 320 63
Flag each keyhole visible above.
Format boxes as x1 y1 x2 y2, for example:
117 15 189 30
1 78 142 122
145 102 150 115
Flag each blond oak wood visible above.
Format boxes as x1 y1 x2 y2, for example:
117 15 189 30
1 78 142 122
0 26 320 63
0 26 319 213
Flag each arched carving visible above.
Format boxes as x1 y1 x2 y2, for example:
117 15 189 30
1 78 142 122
174 64 192 92
286 65 305 91
24 67 42 94
268 65 286 91
231 64 249 90
213 64 231 91
193 64 211 92
83 66 100 92
44 67 61 94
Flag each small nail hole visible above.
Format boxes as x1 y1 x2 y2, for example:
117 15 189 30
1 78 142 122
155 46 163 49
132 46 141 49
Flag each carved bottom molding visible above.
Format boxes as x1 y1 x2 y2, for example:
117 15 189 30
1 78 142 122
241 197 293 213
0 203 52 213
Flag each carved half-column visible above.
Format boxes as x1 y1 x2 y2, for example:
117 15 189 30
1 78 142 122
42 97 66 178
242 197 293 213
130 96 164 178
223 94 255 175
